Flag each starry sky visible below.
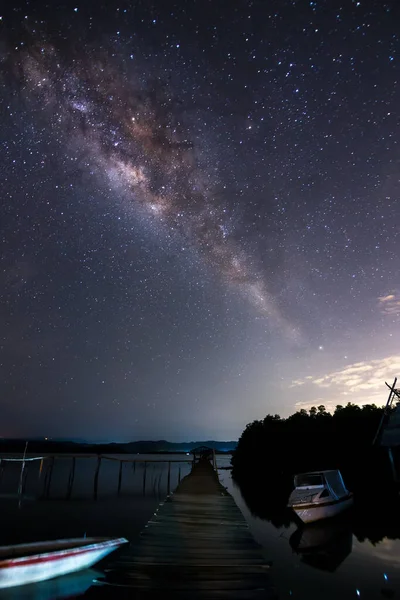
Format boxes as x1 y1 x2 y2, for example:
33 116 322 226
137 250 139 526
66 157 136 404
1 0 399 442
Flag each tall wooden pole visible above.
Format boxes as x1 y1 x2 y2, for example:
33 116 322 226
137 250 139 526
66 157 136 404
373 377 397 445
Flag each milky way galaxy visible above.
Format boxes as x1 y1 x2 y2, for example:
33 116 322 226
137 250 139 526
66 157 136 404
10 37 296 339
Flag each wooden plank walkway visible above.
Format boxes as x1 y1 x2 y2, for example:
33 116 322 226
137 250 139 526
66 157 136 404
85 460 276 598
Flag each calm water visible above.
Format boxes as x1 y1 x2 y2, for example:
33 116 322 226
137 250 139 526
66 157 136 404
219 470 400 600
0 455 399 599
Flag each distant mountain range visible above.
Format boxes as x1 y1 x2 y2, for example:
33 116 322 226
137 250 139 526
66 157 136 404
0 438 237 454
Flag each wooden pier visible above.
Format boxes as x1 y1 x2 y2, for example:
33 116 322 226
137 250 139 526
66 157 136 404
87 458 275 598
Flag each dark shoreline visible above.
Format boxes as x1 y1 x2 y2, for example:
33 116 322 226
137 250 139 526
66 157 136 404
0 439 236 455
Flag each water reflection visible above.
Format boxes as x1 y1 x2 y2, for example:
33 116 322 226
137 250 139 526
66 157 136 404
352 493 400 546
233 472 400 574
290 519 353 572
235 473 294 528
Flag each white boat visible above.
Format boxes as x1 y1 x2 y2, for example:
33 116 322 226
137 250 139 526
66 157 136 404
0 537 128 589
0 568 100 600
288 470 353 524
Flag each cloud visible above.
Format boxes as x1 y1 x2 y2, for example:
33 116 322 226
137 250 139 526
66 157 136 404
378 293 400 316
291 355 400 411
291 379 305 386
379 294 395 303
306 356 399 392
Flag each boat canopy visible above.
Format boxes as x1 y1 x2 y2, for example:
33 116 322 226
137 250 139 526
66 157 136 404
324 470 348 499
294 470 348 499
294 473 324 487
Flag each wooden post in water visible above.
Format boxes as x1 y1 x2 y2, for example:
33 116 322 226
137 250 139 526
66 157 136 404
142 462 147 495
66 457 76 499
42 466 48 497
45 457 55 498
167 461 171 495
212 448 219 481
117 461 123 495
17 441 28 499
21 466 29 495
0 460 4 487
93 456 102 500
178 466 181 484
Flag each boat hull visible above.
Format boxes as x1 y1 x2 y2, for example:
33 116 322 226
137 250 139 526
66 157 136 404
293 495 353 524
0 538 127 589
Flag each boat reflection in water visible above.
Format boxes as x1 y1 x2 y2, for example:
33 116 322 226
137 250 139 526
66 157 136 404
290 518 353 572
0 568 99 600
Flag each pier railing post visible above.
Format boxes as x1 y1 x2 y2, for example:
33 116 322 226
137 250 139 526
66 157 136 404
167 461 171 495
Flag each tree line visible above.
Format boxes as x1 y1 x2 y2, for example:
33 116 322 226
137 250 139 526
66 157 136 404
232 402 394 492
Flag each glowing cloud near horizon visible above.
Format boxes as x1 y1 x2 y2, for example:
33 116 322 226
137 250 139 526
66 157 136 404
291 355 400 412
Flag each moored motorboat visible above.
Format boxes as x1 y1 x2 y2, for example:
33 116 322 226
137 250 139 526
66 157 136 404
0 568 100 600
288 470 353 524
0 537 128 589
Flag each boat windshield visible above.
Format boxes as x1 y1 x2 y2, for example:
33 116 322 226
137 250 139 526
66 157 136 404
295 474 324 487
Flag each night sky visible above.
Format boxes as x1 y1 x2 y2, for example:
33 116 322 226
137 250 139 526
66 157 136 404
1 0 400 442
